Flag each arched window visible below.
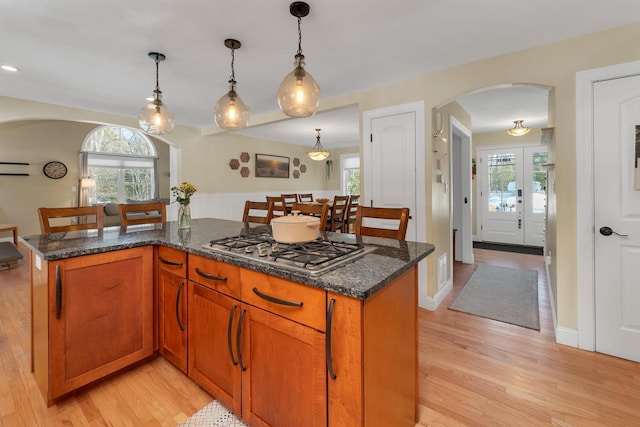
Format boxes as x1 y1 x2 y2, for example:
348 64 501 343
80 126 159 205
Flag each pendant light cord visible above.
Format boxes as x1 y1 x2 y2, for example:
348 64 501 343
297 15 303 56
229 48 236 83
154 56 161 98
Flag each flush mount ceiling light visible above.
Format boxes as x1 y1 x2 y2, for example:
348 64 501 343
507 119 531 136
277 1 321 118
1 65 19 72
308 128 330 161
214 39 250 131
138 52 175 135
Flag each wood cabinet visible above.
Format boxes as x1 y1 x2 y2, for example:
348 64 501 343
327 266 418 427
188 281 242 414
239 270 327 427
187 255 327 426
157 246 188 373
33 246 154 404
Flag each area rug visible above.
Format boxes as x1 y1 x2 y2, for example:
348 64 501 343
449 263 540 330
179 401 247 427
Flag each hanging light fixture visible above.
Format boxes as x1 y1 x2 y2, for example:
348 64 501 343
138 52 175 135
308 128 330 161
213 39 250 130
277 1 320 118
507 119 531 136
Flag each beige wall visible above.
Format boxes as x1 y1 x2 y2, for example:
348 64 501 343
3 22 640 333
0 111 356 236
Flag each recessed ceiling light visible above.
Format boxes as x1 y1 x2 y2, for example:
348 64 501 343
1 65 19 72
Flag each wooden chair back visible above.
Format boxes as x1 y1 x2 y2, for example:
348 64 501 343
118 202 166 226
281 194 299 212
243 201 274 225
38 206 104 233
292 202 329 231
355 206 410 240
298 193 314 202
266 196 288 217
326 195 350 232
343 195 360 233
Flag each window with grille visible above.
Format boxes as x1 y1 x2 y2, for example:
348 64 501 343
80 126 159 205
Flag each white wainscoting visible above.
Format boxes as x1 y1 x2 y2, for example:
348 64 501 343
168 191 337 222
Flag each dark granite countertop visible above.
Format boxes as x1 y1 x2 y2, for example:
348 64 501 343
21 218 435 299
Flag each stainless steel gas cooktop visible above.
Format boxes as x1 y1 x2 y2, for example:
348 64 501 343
202 233 375 275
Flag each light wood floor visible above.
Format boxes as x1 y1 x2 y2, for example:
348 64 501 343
1 244 639 426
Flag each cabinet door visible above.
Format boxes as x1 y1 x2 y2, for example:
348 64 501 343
240 304 327 427
158 270 187 373
49 247 154 399
188 282 242 416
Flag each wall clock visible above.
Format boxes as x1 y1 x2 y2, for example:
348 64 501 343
43 161 68 179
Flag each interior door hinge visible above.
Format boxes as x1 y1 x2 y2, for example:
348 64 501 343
370 134 373 143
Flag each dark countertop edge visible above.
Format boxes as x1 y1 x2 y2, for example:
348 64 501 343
21 228 436 301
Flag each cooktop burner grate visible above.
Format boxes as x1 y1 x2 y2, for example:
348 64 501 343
204 233 372 274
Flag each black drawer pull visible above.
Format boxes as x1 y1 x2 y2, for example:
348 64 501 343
228 305 238 366
195 267 227 281
175 281 185 332
237 309 247 371
55 265 62 319
326 298 337 380
252 287 303 307
159 256 183 267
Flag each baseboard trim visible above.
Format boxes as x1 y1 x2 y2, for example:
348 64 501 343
555 326 578 348
422 278 452 311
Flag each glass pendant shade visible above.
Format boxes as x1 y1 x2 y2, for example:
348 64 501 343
138 91 176 135
278 2 320 118
214 39 250 130
507 119 531 136
214 84 250 130
139 52 175 135
278 54 321 118
308 128 329 161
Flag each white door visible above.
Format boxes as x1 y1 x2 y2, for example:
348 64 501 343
593 75 640 363
366 112 417 241
523 146 548 247
479 146 547 246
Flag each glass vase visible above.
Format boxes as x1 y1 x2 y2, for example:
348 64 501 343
178 204 191 229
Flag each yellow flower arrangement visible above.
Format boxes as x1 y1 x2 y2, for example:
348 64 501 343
171 182 197 206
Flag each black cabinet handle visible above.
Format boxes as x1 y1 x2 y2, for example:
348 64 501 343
175 282 185 332
237 309 247 371
227 305 238 366
55 265 62 319
252 287 303 307
159 256 183 267
326 298 337 380
195 267 227 281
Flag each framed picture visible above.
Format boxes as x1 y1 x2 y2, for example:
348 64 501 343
255 154 290 178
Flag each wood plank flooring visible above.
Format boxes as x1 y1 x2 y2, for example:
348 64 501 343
1 244 639 426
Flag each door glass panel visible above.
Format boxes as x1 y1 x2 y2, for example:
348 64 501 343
531 151 548 214
487 153 517 213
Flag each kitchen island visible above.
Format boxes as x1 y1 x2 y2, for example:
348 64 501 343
22 218 434 427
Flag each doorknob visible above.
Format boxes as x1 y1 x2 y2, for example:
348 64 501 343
599 226 629 237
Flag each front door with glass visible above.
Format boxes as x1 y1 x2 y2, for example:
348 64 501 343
479 146 547 246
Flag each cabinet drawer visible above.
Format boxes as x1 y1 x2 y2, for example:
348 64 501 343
158 246 187 277
188 254 240 299
240 269 326 331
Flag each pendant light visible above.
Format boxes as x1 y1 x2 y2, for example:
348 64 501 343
277 1 321 118
308 128 329 161
507 119 531 136
138 52 175 135
213 39 250 130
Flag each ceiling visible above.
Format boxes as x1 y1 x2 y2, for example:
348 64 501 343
1 1 639 148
